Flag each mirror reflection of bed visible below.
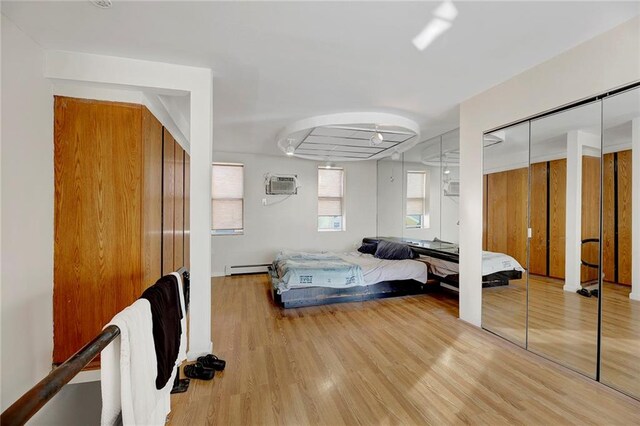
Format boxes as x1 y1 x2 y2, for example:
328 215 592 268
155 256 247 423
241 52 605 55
481 86 639 399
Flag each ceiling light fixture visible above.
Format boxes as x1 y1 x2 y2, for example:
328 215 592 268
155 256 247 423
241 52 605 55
90 0 113 9
285 139 295 156
370 126 384 146
391 151 401 161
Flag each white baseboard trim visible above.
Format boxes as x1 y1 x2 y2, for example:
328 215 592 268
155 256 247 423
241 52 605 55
630 291 639 301
562 284 581 292
212 271 226 277
187 341 213 361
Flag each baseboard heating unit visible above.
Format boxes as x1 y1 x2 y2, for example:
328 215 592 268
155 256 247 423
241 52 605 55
225 264 271 276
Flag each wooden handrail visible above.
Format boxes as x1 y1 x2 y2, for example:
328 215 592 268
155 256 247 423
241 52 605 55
0 325 120 426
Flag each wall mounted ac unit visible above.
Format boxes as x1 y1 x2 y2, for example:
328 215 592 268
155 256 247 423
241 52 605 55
444 180 459 197
266 175 298 195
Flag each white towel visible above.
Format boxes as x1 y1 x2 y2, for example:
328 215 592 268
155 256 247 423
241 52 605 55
101 299 174 426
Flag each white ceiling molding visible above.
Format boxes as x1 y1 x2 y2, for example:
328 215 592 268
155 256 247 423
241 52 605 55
276 112 421 161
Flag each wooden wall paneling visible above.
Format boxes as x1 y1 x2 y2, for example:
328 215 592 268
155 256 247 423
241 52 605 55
174 144 185 270
617 150 632 285
529 162 548 276
184 153 191 270
162 128 176 274
507 167 529 268
581 156 601 283
141 107 163 289
53 97 143 364
486 171 508 255
483 174 488 251
548 159 566 279
602 153 616 283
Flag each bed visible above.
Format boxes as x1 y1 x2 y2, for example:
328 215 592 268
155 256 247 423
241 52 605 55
363 237 524 291
270 250 430 308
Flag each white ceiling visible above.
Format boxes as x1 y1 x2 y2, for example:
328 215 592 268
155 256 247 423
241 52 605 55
2 1 639 157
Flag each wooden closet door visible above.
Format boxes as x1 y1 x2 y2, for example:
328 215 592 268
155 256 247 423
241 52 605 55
507 167 528 268
184 153 191 269
548 159 566 279
53 97 143 364
602 153 616 283
581 156 601 283
486 171 508 255
142 108 163 288
529 162 548 276
617 150 632 285
162 128 175 274
174 145 185 269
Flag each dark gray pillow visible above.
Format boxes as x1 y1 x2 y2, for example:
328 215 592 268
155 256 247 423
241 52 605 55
374 240 417 260
357 242 378 255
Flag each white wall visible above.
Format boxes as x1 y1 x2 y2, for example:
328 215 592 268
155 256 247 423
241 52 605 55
1 15 101 423
211 152 377 275
459 16 640 326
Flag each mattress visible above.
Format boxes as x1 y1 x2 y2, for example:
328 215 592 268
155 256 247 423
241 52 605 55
421 250 525 278
337 252 429 285
272 251 429 293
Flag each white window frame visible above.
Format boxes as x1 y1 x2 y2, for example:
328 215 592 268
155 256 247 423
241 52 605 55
317 166 346 232
405 170 429 229
211 162 244 236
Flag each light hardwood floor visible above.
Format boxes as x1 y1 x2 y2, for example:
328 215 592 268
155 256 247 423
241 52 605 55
483 275 640 398
169 274 640 425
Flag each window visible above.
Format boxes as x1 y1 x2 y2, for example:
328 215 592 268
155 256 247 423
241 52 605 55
212 163 244 235
406 170 429 229
318 167 345 231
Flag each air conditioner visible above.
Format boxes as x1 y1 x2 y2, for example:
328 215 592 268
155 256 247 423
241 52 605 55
444 180 459 197
266 175 298 195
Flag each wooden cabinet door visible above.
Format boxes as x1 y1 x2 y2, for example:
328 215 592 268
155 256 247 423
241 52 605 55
53 97 143 364
184 153 191 270
162 128 175 274
142 108 163 288
530 162 548 276
174 144 185 269
548 159 566 279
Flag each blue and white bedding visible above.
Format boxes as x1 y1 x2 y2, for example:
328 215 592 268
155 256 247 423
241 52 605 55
273 251 365 292
272 250 429 293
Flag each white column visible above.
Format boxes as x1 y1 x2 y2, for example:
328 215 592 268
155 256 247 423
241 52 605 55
631 118 640 301
565 131 583 292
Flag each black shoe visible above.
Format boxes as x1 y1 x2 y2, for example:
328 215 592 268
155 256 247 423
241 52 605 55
198 354 226 371
577 288 592 297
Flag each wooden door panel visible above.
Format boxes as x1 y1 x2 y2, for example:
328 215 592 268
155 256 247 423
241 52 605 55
162 128 175 274
602 153 616 283
184 154 191 270
617 150 632 285
486 172 508 255
548 159 566 279
53 97 142 363
530 162 548 276
142 108 163 289
581 156 600 283
174 144 185 269
507 167 528 268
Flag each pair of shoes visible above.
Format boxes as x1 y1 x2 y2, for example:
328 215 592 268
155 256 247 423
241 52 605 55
577 288 592 297
590 289 599 297
198 354 226 371
183 362 214 380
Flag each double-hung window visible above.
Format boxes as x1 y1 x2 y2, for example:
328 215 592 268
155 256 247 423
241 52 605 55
318 167 345 231
406 170 429 229
211 163 244 235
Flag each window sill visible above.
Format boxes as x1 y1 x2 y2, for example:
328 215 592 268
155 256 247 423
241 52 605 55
318 229 345 232
211 230 244 236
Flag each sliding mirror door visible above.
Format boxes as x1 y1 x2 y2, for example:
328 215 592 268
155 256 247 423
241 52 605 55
600 86 639 398
482 122 529 347
441 130 460 243
402 137 441 240
377 156 404 237
528 101 601 378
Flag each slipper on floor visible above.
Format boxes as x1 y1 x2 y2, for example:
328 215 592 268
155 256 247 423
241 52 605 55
577 288 592 297
590 289 599 297
197 354 226 371
183 362 214 380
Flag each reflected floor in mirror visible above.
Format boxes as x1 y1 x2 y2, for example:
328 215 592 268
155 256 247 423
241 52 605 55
483 276 639 397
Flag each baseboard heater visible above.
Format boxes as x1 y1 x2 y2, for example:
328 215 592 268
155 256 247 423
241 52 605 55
225 263 271 276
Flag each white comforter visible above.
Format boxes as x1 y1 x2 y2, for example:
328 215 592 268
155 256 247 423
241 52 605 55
337 252 429 285
422 250 525 278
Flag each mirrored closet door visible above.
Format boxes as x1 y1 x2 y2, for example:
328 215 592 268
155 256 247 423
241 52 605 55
600 86 639 399
481 84 639 399
481 122 529 347
528 101 602 378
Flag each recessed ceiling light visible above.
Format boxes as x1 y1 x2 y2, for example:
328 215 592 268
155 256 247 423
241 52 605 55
90 0 113 9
